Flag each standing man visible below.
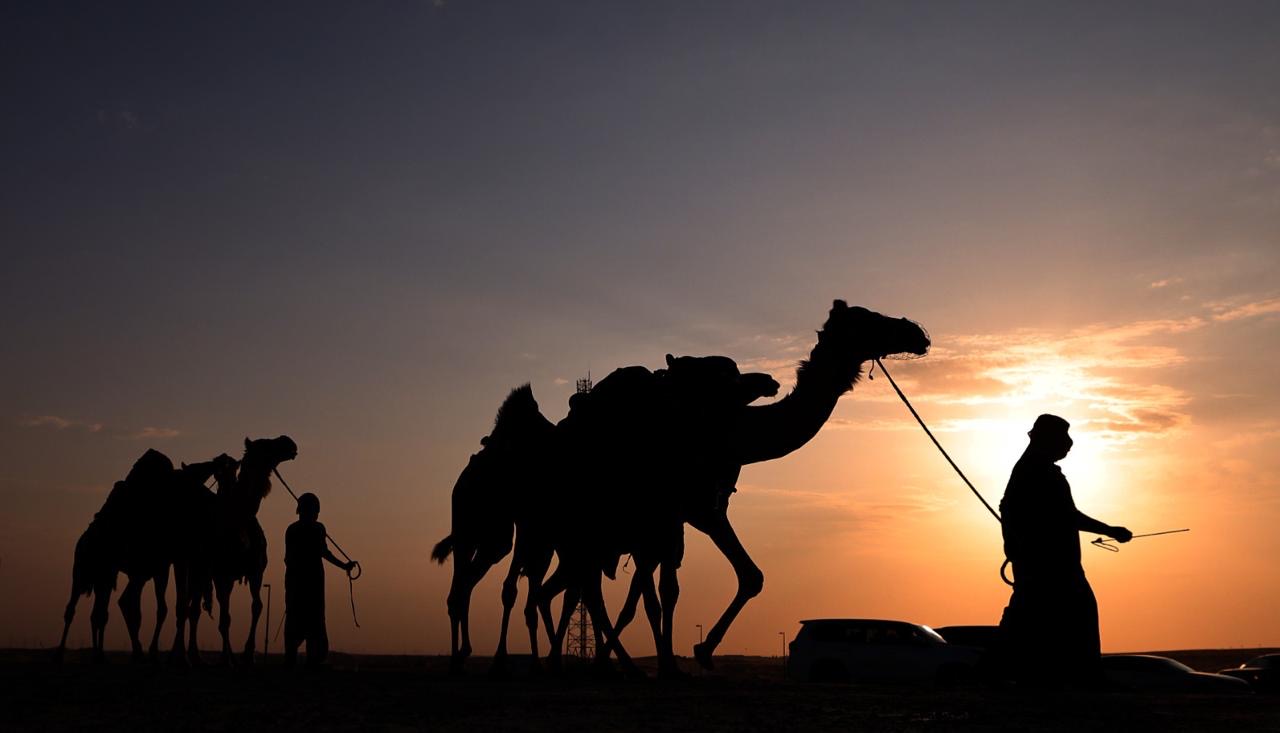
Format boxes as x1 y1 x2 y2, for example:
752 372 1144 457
998 414 1131 686
284 492 356 668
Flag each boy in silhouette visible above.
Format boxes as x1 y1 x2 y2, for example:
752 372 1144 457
998 414 1132 687
284 492 355 668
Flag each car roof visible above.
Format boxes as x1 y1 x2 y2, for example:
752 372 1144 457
799 619 923 627
1102 654 1193 669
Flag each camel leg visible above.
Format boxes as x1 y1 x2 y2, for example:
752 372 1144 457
169 564 189 664
612 558 656 640
90 584 111 664
118 575 147 662
186 580 206 665
523 572 545 673
446 555 465 670
490 557 521 675
57 582 81 664
538 563 564 645
149 569 169 662
543 568 573 672
215 578 235 666
520 548 554 675
599 559 656 664
457 568 476 664
641 572 663 648
241 574 264 665
657 562 683 677
581 575 642 678
692 514 763 671
446 552 483 673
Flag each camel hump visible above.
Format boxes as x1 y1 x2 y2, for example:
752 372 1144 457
561 366 657 427
578 366 657 402
126 448 175 485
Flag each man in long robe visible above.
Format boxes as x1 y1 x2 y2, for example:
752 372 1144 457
999 414 1131 686
284 492 355 668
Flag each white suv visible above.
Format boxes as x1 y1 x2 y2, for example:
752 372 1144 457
787 619 981 684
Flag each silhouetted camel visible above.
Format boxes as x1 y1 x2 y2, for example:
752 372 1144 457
537 302 928 675
432 386 559 674
57 450 225 664
186 436 297 665
434 357 780 677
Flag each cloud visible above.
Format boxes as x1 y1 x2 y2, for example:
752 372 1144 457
1209 296 1280 322
132 427 181 440
22 415 103 433
19 415 180 440
1150 278 1184 289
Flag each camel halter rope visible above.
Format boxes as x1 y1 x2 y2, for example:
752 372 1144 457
271 468 363 629
869 358 1188 586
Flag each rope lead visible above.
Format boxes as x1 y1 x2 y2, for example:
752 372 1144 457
873 359 1002 523
873 358 1013 586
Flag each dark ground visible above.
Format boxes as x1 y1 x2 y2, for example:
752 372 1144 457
6 648 1280 732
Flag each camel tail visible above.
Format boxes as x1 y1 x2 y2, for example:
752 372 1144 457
431 536 453 564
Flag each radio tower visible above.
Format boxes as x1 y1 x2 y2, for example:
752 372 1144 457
563 373 596 660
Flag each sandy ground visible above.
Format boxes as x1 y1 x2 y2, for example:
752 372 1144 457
6 649 1280 732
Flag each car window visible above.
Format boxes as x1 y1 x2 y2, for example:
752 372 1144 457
869 626 905 644
809 624 868 643
1131 657 1191 674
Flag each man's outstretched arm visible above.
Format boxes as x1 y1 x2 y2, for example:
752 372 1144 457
1075 510 1132 542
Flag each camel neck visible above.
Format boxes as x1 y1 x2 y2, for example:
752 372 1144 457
733 355 865 465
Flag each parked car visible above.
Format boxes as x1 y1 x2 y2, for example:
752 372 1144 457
1101 655 1251 694
1218 654 1280 693
787 619 981 685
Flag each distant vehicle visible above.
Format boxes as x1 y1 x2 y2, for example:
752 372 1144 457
1101 655 1251 694
787 619 981 685
1218 654 1280 693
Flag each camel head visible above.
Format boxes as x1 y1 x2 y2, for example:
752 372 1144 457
239 436 297 499
817 300 930 363
243 435 298 466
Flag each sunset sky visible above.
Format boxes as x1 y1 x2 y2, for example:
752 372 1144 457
3 2 1279 658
